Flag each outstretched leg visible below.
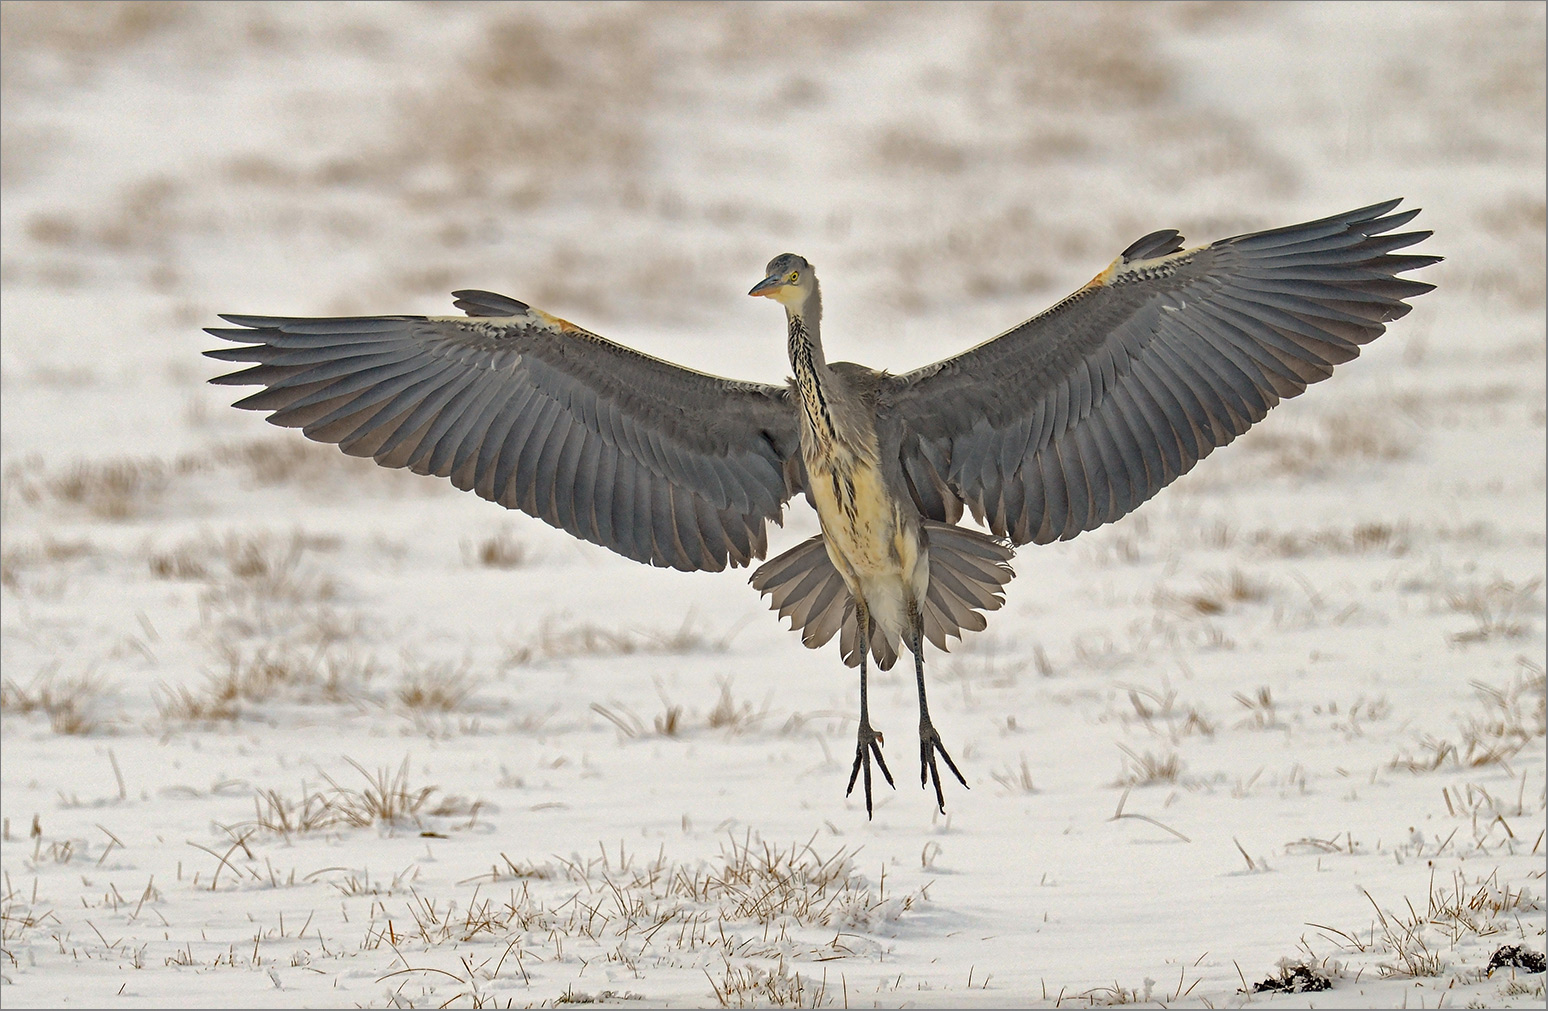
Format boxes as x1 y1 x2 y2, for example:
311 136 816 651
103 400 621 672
844 598 894 818
908 598 966 812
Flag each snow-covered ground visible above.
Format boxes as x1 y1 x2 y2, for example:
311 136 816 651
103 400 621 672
2 3 1543 1007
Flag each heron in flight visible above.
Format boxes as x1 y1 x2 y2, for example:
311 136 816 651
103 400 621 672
207 199 1437 816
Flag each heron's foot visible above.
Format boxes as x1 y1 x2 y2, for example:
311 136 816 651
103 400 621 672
918 720 968 813
845 721 895 819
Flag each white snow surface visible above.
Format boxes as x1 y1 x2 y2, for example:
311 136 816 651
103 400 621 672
2 3 1544 1008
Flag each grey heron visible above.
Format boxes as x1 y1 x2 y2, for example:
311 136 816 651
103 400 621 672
206 199 1438 816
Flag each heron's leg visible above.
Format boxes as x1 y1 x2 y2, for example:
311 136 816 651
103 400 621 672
844 598 893 818
909 598 967 812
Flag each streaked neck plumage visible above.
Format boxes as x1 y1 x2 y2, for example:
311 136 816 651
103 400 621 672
787 280 845 451
784 279 825 373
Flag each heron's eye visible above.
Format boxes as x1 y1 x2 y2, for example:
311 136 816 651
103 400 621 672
786 271 799 284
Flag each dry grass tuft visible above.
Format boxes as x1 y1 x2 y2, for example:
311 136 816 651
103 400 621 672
1427 868 1543 945
1447 578 1541 643
183 530 341 623
991 755 1039 794
709 959 829 1008
310 759 437 829
1452 665 1547 767
463 529 529 569
1240 407 1414 477
1119 684 1217 741
0 670 105 734
0 885 62 944
473 853 558 884
1497 977 1548 1001
1233 686 1284 731
593 679 766 740
1157 569 1271 617
654 703 684 737
555 986 648 1006
1251 522 1413 559
1440 779 1535 825
1072 978 1170 1005
162 529 330 588
210 437 424 493
706 678 768 733
1114 744 1183 786
507 613 729 665
590 699 685 739
153 681 240 723
247 784 335 837
241 758 477 838
1364 890 1447 978
1390 663 1546 772
16 457 174 519
1 535 96 591
216 438 342 487
153 528 370 723
396 660 477 712
156 642 380 723
1308 893 1448 980
216 646 330 702
146 543 208 580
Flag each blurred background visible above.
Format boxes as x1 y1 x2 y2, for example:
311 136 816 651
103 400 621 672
2 1 1541 462
1 5 1544 1006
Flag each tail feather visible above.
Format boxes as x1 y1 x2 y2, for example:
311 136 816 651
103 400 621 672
840 598 900 670
803 574 850 650
750 522 1014 668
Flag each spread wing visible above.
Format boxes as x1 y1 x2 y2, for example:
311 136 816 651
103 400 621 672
206 291 801 571
885 199 1440 544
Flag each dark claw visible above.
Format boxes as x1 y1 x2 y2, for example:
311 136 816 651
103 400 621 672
918 721 968 813
845 722 895 818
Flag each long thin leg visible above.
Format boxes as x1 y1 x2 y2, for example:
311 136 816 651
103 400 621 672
909 598 966 812
844 598 893 818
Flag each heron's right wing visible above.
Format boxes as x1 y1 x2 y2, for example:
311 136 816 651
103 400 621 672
206 292 801 571
885 200 1439 544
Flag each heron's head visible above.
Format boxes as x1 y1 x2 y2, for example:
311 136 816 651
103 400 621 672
748 254 814 310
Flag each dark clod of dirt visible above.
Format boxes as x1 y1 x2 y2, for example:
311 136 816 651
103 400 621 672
1487 945 1547 974
1252 964 1333 993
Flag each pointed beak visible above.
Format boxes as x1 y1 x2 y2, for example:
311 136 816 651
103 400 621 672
748 274 785 298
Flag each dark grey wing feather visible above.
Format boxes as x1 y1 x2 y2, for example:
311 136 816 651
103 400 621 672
887 200 1440 544
207 295 800 571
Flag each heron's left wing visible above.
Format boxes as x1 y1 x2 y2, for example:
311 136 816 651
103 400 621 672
206 292 801 571
884 200 1439 544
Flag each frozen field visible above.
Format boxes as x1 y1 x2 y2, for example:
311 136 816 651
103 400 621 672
2 2 1544 1007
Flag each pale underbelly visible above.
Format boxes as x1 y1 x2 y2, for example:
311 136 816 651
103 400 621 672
806 455 927 636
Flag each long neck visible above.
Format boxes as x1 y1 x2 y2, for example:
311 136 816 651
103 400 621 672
787 283 837 447
784 279 824 372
